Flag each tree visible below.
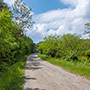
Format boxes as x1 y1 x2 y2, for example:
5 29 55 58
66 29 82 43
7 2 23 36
0 0 7 11
12 0 33 35
0 2 35 71
85 23 90 36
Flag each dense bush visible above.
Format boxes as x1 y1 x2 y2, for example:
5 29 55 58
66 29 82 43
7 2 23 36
85 50 90 58
0 56 27 90
65 51 78 61
0 2 35 71
38 34 90 61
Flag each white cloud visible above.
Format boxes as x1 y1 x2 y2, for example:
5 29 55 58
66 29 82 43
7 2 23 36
60 0 78 7
4 0 90 43
26 0 90 43
4 0 15 5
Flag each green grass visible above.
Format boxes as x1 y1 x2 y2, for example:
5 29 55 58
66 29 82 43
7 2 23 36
0 56 27 90
38 54 90 78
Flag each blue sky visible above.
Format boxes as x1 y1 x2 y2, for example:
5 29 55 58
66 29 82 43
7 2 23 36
4 0 90 43
23 0 68 14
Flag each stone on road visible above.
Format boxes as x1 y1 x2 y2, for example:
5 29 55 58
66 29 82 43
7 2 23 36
23 53 90 90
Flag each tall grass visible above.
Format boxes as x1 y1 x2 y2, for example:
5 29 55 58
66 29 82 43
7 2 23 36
0 56 27 90
38 54 90 78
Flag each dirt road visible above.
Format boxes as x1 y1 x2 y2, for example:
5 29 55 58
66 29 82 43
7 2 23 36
23 54 90 90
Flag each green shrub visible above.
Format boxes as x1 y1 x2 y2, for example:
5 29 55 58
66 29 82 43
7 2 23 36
0 2 35 72
85 50 90 58
78 56 88 62
38 54 51 60
0 56 26 90
55 50 62 58
65 51 78 61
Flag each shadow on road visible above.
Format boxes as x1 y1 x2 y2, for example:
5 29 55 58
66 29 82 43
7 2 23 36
24 54 45 90
26 55 42 71
25 76 37 81
24 76 37 84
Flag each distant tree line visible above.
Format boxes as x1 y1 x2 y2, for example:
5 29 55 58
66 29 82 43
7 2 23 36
38 33 90 62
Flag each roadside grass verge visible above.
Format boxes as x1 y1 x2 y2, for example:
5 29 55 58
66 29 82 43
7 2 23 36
0 56 27 90
38 54 90 78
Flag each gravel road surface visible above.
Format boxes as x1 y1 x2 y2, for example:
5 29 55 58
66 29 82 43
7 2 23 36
23 54 90 90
